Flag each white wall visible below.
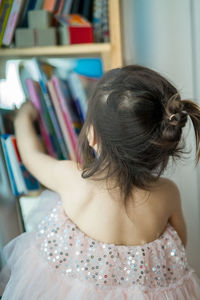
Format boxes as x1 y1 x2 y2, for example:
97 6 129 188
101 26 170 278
122 0 200 275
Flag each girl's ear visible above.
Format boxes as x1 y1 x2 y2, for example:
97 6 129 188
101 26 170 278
88 125 97 151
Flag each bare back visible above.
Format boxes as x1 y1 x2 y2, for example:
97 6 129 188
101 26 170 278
59 162 187 247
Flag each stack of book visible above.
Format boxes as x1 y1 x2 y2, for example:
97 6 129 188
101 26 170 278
0 0 109 47
0 57 102 195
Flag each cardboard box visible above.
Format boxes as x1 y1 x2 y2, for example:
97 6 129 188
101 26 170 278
15 28 35 47
36 27 57 46
28 10 52 29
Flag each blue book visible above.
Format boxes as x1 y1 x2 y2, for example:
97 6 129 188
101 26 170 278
1 134 19 196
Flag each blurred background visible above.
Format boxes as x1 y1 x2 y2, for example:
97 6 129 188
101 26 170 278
122 0 200 275
0 0 200 275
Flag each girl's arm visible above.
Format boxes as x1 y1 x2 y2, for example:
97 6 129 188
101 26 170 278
14 102 75 193
168 181 187 247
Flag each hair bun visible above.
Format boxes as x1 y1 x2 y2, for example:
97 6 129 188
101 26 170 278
161 94 187 142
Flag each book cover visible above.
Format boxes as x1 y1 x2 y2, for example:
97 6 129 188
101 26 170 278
25 78 57 158
10 135 40 192
0 0 14 46
33 59 68 160
1 134 19 196
52 76 79 151
2 134 26 194
3 0 25 46
67 71 88 121
47 80 76 161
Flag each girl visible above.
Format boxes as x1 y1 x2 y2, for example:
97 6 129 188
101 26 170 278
1 65 200 299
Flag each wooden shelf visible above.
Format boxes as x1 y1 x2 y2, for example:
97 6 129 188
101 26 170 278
0 43 111 58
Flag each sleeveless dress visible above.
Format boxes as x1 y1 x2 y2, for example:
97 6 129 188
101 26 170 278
0 190 200 299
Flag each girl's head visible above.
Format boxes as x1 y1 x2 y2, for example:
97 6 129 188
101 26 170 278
78 65 200 200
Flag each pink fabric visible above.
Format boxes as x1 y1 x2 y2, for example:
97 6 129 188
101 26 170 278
0 189 200 299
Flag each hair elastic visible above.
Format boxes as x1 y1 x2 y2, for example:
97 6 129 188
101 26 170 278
169 114 176 121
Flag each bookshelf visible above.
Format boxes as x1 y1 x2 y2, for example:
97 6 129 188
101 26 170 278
0 0 123 241
0 0 123 72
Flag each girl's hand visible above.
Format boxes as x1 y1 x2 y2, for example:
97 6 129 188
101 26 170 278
15 101 38 122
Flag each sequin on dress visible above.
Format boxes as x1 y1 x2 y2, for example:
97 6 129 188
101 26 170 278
0 190 200 299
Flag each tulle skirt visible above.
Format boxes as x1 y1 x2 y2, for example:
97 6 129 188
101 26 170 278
1 190 200 299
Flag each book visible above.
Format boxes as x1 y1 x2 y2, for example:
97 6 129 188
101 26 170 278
47 80 76 160
2 0 25 46
52 76 79 152
67 71 88 121
81 0 93 22
34 0 44 9
3 134 26 194
70 0 82 14
33 59 68 160
0 0 13 46
19 0 37 27
43 0 57 12
11 136 40 192
1 134 18 195
0 136 14 198
26 78 56 158
61 0 73 15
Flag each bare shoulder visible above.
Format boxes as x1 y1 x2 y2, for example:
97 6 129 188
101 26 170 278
150 177 181 216
157 177 181 203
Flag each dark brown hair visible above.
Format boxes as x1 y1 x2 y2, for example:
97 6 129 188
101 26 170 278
78 65 200 201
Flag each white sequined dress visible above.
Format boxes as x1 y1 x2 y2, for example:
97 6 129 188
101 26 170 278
0 190 200 299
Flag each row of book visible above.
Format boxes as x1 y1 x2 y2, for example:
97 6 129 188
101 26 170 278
0 57 102 195
0 0 109 47
22 58 99 161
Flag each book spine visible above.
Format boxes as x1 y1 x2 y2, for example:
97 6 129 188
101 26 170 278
0 0 13 46
47 80 76 161
43 0 56 12
11 136 40 192
56 0 65 15
62 0 73 14
26 78 56 158
34 0 44 9
68 72 88 121
5 135 27 194
40 80 68 160
52 76 78 155
33 58 68 160
1 135 19 196
2 0 24 46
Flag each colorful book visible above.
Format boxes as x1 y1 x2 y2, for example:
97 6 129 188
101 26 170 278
10 136 40 192
33 59 68 160
47 80 76 161
26 78 56 158
3 134 26 194
0 0 13 46
1 134 18 195
2 0 25 46
67 71 88 121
